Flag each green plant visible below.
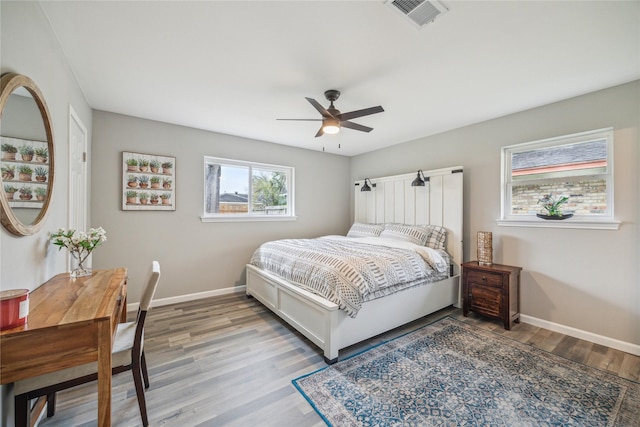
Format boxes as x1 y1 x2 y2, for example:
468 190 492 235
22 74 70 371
138 175 150 184
35 146 48 157
138 192 149 200
160 193 171 199
150 160 160 168
162 178 172 185
18 186 33 195
125 158 138 166
50 227 107 269
150 193 159 200
150 176 161 184
161 161 173 169
18 165 33 174
139 158 149 166
1 143 17 153
35 187 47 197
125 190 138 198
538 194 569 217
4 184 18 193
127 174 138 183
34 166 47 177
19 144 34 156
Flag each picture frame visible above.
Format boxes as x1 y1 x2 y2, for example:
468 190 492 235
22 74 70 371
122 151 175 211
1 136 51 210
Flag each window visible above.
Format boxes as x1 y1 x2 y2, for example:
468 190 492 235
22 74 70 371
499 128 619 229
202 157 295 222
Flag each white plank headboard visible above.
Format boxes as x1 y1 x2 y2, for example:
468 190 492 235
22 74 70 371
354 166 464 274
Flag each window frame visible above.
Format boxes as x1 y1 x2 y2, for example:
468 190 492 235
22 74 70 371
497 128 619 230
201 156 296 222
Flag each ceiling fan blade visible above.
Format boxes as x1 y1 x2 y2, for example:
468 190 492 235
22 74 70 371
306 97 333 118
341 120 373 133
276 118 322 121
337 106 384 122
315 126 325 138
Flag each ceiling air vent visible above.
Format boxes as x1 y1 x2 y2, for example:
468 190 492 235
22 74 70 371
386 0 449 28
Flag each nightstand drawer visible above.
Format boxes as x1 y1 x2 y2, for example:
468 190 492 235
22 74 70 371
469 284 502 318
466 270 503 287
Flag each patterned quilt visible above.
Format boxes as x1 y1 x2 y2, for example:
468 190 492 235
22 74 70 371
250 236 450 317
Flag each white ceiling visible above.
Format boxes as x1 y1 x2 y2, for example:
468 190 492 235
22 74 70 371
39 1 639 156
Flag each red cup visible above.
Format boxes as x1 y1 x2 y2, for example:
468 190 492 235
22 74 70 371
0 289 29 330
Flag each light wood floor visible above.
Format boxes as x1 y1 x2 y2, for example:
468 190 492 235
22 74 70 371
38 292 640 427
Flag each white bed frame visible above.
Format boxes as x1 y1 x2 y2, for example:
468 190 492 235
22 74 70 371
246 166 464 363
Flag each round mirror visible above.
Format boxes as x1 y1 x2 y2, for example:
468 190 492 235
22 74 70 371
0 73 54 236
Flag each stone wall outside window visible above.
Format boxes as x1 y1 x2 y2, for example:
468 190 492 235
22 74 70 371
511 180 606 215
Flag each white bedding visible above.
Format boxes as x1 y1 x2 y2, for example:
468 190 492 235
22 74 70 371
249 235 450 317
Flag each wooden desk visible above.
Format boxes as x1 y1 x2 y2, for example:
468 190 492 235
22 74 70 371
0 268 127 427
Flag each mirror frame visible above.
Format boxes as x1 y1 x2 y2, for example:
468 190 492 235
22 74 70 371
0 73 55 236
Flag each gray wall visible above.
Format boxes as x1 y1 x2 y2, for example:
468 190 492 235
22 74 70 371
351 80 640 346
91 111 351 303
0 2 93 424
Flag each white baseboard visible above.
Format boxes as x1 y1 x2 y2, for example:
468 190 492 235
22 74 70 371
127 285 246 313
520 314 640 357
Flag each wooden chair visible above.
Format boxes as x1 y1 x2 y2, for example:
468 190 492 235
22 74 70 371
14 261 161 427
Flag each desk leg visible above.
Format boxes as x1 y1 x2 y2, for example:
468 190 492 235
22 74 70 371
97 320 112 427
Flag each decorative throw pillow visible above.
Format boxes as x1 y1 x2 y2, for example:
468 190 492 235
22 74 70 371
346 222 384 238
379 223 430 246
424 225 447 250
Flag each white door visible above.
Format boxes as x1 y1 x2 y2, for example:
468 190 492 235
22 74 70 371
68 106 88 269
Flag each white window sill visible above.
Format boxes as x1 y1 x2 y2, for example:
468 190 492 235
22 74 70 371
201 215 297 223
496 218 620 230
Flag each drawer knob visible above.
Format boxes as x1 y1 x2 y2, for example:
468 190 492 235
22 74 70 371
482 276 487 281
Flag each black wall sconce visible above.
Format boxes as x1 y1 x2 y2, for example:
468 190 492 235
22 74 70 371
361 178 376 192
411 170 429 187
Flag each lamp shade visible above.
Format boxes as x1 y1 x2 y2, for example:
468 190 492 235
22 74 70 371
411 170 427 187
361 178 374 192
322 118 340 134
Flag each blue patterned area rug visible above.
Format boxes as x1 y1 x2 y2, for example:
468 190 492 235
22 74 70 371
292 317 640 426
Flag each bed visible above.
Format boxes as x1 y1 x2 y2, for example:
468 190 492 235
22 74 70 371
246 166 463 363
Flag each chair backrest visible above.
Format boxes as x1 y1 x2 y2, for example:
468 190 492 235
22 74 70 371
139 261 161 312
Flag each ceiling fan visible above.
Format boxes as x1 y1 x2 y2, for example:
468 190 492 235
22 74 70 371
278 90 384 137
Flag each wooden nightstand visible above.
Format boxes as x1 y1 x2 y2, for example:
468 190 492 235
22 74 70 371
462 261 522 330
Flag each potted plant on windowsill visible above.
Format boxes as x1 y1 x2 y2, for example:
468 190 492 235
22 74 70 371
537 194 572 220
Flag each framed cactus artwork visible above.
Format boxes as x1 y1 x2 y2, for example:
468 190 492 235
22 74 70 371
122 151 175 211
1 136 50 210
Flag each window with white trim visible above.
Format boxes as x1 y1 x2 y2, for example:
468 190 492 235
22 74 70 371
499 128 617 228
202 157 295 222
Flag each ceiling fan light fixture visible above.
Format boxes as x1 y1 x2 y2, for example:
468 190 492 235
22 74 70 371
323 118 340 134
